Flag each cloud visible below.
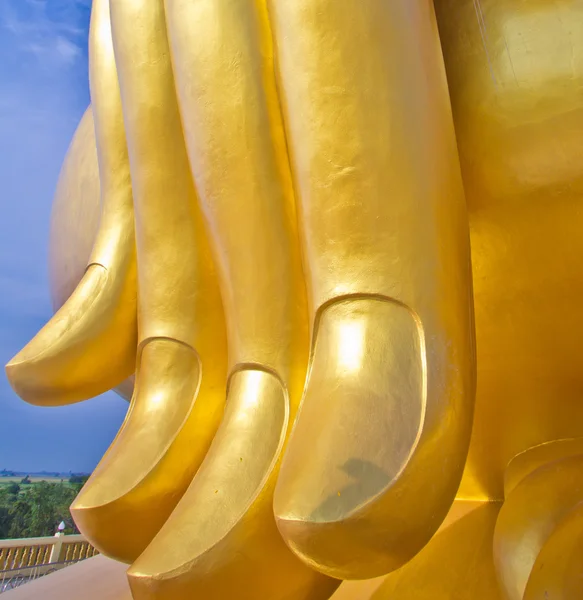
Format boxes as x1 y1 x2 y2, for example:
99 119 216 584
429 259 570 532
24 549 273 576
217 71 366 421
0 0 90 69
0 0 91 131
54 35 83 63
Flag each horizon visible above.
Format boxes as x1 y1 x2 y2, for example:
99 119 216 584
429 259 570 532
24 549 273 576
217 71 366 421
1 468 90 475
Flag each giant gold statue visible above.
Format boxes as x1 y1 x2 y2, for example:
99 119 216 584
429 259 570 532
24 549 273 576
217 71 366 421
5 0 583 599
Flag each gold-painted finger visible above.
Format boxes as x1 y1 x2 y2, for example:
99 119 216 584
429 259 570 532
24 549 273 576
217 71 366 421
269 0 475 579
5 0 138 406
70 0 227 563
47 106 135 402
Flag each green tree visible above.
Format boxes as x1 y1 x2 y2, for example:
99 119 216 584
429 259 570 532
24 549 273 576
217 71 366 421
0 481 82 539
6 483 20 495
68 475 89 486
8 495 32 538
0 506 11 539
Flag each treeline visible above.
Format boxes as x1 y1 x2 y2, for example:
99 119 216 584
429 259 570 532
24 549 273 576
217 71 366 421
0 478 88 539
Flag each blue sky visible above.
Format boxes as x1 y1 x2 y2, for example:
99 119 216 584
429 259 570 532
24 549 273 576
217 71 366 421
0 0 128 473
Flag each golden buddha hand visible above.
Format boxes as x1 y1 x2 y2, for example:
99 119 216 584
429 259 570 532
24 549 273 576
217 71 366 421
5 0 476 597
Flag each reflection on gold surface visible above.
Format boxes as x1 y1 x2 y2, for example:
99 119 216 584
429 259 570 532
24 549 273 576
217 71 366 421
337 321 365 374
5 0 583 597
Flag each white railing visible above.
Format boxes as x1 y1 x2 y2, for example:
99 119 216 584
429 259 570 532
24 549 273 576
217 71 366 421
0 534 98 591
